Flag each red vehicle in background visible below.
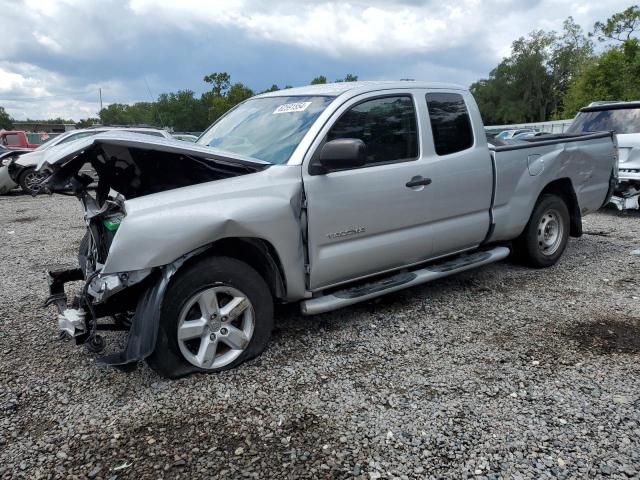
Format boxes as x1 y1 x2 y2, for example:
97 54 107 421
0 131 41 150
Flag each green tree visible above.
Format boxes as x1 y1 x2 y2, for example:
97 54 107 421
260 84 280 93
548 17 594 117
226 83 254 106
471 19 592 124
310 75 327 85
336 73 358 82
99 104 132 125
471 30 556 124
203 72 231 96
153 90 208 131
593 5 640 42
560 6 640 116
0 107 14 130
201 73 254 123
76 118 100 128
561 39 640 115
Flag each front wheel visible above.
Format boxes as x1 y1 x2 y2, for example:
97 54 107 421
147 256 274 378
513 194 570 268
18 168 45 195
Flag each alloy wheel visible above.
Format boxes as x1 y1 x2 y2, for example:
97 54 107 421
176 285 255 369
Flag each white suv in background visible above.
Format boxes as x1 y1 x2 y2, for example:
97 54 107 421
567 101 640 210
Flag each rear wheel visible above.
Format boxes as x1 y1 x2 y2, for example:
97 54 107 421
147 256 273 378
18 168 45 195
514 194 570 268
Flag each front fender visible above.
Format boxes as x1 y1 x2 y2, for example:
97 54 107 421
102 165 306 299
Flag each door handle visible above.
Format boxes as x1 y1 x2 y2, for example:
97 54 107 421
405 176 432 188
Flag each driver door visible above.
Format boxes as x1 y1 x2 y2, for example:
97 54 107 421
302 91 435 290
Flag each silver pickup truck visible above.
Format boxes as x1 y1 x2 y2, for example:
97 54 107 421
34 81 617 378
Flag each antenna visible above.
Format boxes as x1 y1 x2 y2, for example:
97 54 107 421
144 76 165 127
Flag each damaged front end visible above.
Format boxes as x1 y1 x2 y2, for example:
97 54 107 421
43 187 161 363
39 133 268 367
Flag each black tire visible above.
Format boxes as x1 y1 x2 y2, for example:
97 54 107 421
513 193 570 268
18 168 44 195
147 256 274 378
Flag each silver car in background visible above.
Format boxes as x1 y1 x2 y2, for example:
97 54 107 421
4 126 174 194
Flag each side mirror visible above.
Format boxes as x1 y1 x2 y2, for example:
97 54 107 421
317 138 366 172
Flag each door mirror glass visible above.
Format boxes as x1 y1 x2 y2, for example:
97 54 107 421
318 138 366 172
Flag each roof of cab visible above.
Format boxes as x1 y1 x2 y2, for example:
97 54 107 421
255 80 467 98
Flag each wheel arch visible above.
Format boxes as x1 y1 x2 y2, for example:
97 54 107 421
538 178 582 238
178 237 288 301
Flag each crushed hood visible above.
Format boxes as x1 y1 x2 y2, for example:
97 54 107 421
37 131 268 170
39 131 270 199
15 149 45 168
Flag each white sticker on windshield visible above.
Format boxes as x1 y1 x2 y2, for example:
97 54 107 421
273 102 312 114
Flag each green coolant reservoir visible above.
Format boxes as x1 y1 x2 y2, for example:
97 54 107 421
102 214 123 231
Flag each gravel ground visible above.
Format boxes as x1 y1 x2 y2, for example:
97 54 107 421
0 191 639 480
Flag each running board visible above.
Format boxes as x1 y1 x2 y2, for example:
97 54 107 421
300 246 510 315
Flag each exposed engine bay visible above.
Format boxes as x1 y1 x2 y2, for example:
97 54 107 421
41 136 267 366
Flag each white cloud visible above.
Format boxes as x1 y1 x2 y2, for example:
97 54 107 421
0 62 121 120
128 0 479 57
127 0 631 59
33 32 64 53
0 0 634 119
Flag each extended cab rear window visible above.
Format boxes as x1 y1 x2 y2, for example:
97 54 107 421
426 93 474 156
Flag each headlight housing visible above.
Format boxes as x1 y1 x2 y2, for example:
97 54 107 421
87 268 152 302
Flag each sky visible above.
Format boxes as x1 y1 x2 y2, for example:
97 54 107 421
0 0 633 121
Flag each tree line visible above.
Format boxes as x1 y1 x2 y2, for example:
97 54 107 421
471 5 640 125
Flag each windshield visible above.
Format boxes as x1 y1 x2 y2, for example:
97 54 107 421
567 108 640 134
197 95 334 164
35 132 72 150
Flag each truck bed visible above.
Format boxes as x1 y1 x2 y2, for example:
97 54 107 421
488 131 616 243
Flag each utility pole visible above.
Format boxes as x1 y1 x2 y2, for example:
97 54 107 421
99 88 103 112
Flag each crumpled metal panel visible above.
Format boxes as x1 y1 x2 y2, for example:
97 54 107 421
102 165 306 300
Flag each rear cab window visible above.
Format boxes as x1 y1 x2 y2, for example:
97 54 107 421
425 92 474 155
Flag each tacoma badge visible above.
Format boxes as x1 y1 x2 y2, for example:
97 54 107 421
327 227 366 239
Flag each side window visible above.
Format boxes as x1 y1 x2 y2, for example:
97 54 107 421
327 96 418 166
5 134 20 146
426 93 474 156
57 132 98 145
